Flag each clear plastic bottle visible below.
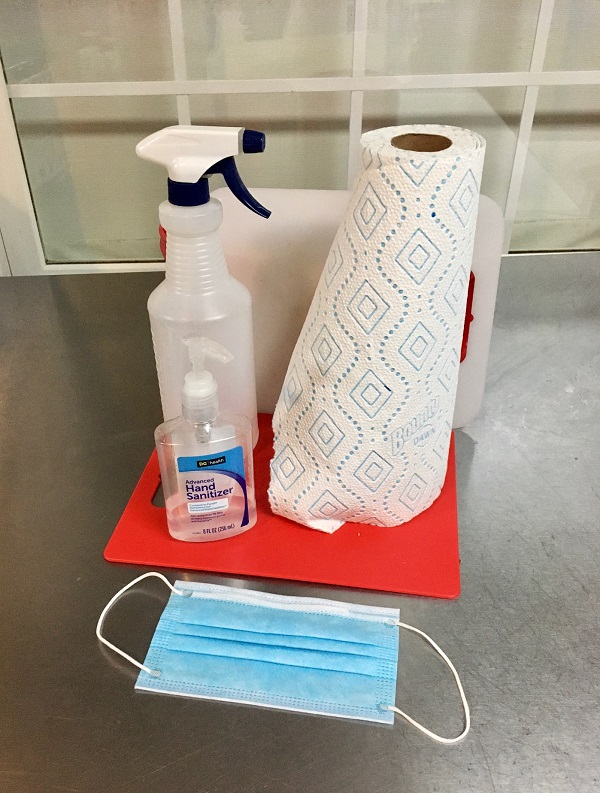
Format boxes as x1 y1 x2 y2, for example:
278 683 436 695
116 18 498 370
136 125 271 446
148 198 259 443
155 337 257 542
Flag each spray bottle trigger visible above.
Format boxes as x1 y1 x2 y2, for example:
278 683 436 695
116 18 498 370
207 157 271 219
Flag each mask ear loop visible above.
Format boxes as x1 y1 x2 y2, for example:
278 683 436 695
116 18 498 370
383 622 471 744
96 572 190 677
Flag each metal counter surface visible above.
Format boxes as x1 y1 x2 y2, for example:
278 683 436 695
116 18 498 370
0 254 598 793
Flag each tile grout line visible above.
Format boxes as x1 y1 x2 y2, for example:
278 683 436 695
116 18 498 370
502 0 556 253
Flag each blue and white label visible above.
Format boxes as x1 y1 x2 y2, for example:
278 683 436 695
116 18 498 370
177 446 245 477
176 446 249 527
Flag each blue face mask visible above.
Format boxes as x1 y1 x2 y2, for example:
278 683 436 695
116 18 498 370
98 573 469 743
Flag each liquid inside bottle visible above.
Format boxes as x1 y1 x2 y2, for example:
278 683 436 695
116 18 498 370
156 416 257 542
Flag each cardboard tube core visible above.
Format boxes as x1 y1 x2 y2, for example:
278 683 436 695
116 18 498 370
391 133 452 152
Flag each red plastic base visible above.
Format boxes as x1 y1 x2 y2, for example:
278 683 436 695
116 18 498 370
105 414 460 597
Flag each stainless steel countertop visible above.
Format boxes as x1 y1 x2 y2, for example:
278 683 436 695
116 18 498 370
0 254 598 793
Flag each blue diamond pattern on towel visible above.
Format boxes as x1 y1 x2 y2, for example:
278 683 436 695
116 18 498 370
283 365 303 410
309 410 345 458
353 183 387 241
444 266 468 315
399 321 436 371
395 228 441 285
398 159 436 187
438 350 459 392
269 126 485 530
450 169 478 227
311 325 342 375
349 370 392 418
399 473 427 511
271 445 305 491
432 422 451 460
353 451 393 492
325 245 344 287
348 280 390 334
309 489 350 519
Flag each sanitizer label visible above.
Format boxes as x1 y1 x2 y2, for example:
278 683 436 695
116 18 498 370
176 446 249 527
188 498 229 515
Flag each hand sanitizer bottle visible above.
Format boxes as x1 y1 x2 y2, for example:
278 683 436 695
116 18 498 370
155 337 257 542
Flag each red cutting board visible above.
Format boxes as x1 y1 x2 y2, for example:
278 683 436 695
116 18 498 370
105 414 460 598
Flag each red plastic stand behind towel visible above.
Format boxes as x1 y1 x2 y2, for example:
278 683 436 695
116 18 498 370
105 414 460 598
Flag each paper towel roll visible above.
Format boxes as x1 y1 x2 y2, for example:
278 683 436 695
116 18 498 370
269 125 485 530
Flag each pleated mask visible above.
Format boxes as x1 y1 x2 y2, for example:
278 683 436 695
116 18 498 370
98 573 469 743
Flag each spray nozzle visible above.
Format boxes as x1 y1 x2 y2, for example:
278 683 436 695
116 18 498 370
241 129 266 153
182 337 233 423
136 125 270 218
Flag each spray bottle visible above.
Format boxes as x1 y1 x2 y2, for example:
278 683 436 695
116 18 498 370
136 125 270 446
155 336 257 542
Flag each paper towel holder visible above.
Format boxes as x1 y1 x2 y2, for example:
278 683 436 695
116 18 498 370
391 133 452 152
